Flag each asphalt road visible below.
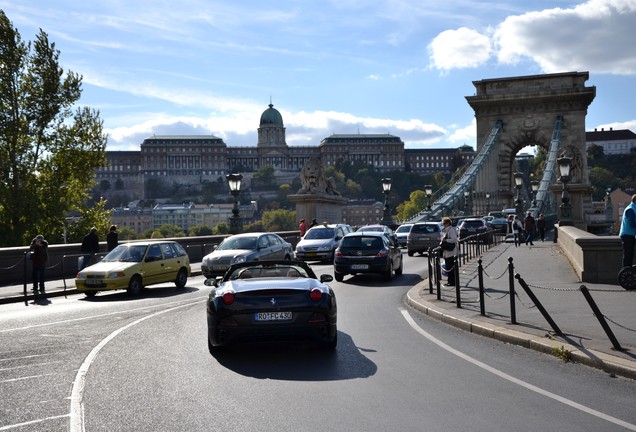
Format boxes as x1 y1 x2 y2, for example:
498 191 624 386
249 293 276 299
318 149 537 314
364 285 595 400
2 256 636 432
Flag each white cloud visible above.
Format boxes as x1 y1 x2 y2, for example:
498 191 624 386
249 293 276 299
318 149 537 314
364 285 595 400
428 27 492 71
427 0 636 75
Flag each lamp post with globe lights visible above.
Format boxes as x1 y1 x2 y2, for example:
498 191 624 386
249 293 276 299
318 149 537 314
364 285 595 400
557 156 572 226
514 172 524 216
226 173 243 234
380 178 395 227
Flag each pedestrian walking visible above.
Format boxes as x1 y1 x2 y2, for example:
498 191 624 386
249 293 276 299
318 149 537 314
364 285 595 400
440 217 458 286
512 215 524 247
106 225 119 252
299 219 307 238
619 194 636 268
80 227 100 270
29 234 48 293
537 214 546 241
524 211 535 245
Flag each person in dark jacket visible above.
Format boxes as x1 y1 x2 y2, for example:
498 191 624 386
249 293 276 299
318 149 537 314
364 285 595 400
537 214 546 242
29 234 48 293
106 225 119 252
524 212 535 246
80 227 100 269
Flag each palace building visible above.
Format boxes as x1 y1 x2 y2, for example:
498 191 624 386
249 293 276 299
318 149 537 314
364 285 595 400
96 103 476 199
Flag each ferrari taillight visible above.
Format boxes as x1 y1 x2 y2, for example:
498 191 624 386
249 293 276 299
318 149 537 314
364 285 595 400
310 289 323 302
222 292 235 305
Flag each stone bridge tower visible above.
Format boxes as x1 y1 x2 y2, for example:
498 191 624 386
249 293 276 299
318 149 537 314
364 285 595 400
466 71 596 228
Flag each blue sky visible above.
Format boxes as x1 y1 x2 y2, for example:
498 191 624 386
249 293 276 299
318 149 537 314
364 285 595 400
2 0 636 151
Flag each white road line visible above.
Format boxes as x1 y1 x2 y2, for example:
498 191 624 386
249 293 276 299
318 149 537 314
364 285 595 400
69 302 199 432
0 297 204 333
0 414 69 431
399 308 636 431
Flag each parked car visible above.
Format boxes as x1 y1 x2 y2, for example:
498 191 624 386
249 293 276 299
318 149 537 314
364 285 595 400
407 222 444 256
205 260 337 352
295 223 352 263
334 231 403 282
201 233 293 278
458 218 494 243
356 224 398 245
394 223 413 247
490 217 509 234
75 240 191 297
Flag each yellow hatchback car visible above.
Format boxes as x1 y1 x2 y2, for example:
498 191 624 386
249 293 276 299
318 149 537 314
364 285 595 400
75 241 191 297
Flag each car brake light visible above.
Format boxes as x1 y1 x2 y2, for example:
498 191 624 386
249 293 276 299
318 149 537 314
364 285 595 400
310 289 323 302
335 250 343 257
376 249 388 257
222 292 235 305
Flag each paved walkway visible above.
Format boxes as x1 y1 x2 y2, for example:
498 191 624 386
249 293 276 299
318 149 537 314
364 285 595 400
3 244 636 379
407 238 636 379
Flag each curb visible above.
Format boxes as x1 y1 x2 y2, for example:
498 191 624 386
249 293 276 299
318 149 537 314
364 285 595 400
406 279 636 381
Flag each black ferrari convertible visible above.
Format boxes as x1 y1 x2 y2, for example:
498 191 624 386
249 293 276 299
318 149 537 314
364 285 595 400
205 260 337 352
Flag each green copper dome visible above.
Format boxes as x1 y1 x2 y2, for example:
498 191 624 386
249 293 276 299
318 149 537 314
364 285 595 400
260 103 283 126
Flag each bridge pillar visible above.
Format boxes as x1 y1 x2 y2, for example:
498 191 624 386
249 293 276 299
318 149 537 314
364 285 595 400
466 72 596 228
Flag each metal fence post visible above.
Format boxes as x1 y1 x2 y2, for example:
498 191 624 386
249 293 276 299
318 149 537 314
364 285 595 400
508 256 516 324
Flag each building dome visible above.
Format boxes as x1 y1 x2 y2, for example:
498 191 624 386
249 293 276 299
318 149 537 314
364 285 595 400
260 103 283 126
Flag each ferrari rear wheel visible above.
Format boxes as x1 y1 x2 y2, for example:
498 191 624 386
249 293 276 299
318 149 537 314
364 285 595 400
319 331 337 350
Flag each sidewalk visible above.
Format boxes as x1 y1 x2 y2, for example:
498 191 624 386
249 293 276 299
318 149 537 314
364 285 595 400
3 247 636 379
407 239 636 379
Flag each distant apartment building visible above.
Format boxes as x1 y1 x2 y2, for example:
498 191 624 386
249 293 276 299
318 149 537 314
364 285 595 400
586 128 636 155
341 200 385 227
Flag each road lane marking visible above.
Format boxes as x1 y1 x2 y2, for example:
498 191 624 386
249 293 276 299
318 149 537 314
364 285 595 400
0 297 204 333
69 302 199 432
400 308 636 431
0 414 69 431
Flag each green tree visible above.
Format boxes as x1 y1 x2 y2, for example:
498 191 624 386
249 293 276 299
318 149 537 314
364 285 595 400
189 225 213 236
213 222 230 235
252 165 276 189
261 209 295 231
0 12 107 246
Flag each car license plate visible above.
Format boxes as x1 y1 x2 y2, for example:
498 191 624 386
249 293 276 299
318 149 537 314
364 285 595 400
255 312 292 321
213 265 228 270
85 279 102 286
351 264 368 270
307 252 317 256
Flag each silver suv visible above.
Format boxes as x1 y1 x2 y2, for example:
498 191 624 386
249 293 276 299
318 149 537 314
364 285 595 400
407 222 443 256
295 224 353 263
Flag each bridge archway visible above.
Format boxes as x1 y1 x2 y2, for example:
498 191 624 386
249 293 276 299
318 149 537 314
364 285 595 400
466 72 596 226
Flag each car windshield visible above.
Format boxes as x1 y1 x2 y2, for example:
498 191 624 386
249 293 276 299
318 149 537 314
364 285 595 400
227 263 311 280
396 225 411 233
304 228 335 240
102 244 147 263
218 236 257 250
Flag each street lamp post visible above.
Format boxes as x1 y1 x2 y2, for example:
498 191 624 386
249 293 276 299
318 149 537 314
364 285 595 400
425 185 433 210
557 156 572 226
380 178 395 228
514 172 524 216
485 192 490 215
531 180 539 208
464 190 470 215
226 173 243 234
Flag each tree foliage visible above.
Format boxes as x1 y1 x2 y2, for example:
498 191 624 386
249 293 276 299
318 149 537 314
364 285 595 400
261 209 296 231
0 11 108 246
